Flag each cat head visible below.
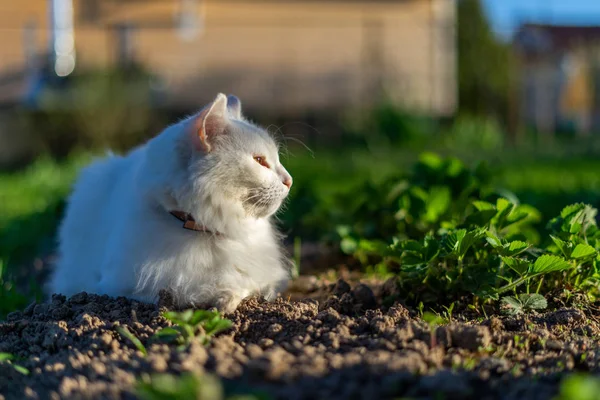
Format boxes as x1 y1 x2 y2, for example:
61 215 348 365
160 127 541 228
175 93 292 222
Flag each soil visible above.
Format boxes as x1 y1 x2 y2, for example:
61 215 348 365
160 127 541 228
1 277 600 400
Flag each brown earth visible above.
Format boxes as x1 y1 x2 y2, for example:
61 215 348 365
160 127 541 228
1 277 600 400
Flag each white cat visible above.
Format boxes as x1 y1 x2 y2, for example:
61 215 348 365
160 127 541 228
50 93 293 313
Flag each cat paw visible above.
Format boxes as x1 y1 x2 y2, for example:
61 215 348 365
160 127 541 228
213 292 242 314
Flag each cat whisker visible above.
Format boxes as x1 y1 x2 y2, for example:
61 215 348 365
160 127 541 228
281 136 314 159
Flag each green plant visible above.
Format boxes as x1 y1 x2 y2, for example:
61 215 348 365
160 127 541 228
136 373 268 400
154 309 232 347
116 326 148 356
422 311 446 348
556 374 600 400
0 259 29 319
441 302 456 322
338 153 600 308
501 293 547 316
445 115 505 152
0 352 29 375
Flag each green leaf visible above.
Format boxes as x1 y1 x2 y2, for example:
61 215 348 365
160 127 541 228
465 209 497 227
472 200 495 211
12 364 29 375
502 256 529 275
340 237 357 254
357 239 392 256
550 235 572 258
335 225 352 238
501 296 523 315
494 198 515 229
455 228 485 259
116 326 147 356
0 353 13 362
558 374 600 400
520 293 547 311
501 240 529 257
402 253 424 266
189 310 214 326
503 293 548 316
424 186 451 222
423 235 440 262
442 230 461 255
561 203 586 219
560 203 597 234
204 319 233 336
529 255 573 274
153 327 181 342
505 209 532 226
570 244 597 260
422 311 445 326
485 232 502 248
401 240 423 252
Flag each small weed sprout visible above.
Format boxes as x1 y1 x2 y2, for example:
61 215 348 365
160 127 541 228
422 311 445 348
0 352 29 375
136 373 267 400
442 302 455 323
116 326 148 356
154 309 233 347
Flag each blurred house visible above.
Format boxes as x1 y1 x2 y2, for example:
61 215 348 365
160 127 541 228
514 23 600 136
0 0 456 117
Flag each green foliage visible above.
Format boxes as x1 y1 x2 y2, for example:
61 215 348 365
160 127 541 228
137 373 268 400
556 374 600 400
339 153 600 307
14 65 161 158
0 154 88 319
154 310 233 347
0 259 29 320
343 101 434 149
0 154 88 261
0 352 30 375
338 153 501 244
501 294 547 316
116 326 148 356
445 115 505 151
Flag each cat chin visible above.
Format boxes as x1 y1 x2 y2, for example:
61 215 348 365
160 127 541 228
242 199 284 219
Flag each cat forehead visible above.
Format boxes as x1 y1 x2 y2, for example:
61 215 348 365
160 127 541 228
228 120 279 154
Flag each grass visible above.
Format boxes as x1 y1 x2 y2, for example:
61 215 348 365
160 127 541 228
0 153 91 262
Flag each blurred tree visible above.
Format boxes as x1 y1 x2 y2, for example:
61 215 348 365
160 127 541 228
457 0 515 128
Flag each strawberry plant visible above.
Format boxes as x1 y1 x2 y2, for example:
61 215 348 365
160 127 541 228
339 153 600 308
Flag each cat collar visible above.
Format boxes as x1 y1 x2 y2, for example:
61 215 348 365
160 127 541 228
169 211 221 235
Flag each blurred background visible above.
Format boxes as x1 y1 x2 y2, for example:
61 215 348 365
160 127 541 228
2 0 600 315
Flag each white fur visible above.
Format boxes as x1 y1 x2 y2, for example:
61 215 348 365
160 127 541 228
50 93 293 313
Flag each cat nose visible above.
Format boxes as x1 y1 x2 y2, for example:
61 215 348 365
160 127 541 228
282 176 292 189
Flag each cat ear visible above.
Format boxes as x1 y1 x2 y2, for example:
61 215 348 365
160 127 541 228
227 95 242 119
192 93 229 152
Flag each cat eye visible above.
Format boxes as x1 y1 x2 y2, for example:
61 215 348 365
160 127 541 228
253 155 270 169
